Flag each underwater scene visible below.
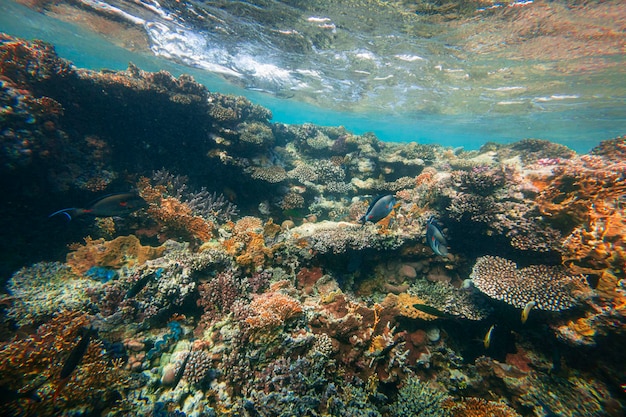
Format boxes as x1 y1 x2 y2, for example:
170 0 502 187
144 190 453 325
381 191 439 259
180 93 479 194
0 1 625 416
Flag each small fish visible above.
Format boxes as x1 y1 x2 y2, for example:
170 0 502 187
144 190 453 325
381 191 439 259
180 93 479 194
360 194 396 224
53 327 95 401
173 349 192 388
521 300 537 324
412 304 454 319
484 324 495 349
49 192 147 221
426 217 448 256
125 268 163 299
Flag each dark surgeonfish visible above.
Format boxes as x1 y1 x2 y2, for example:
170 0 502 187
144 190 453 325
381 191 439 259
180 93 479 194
426 217 448 256
53 327 96 402
49 192 147 221
360 194 396 224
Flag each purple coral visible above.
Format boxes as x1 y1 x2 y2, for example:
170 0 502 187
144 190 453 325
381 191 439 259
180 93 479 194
197 270 246 323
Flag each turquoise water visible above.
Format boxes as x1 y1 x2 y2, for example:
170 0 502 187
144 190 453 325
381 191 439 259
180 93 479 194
1 0 624 152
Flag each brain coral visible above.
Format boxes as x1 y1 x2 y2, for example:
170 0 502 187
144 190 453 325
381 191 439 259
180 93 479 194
470 256 589 311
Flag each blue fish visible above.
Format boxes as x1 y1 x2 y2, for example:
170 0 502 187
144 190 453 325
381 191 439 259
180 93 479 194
359 194 396 224
49 192 147 221
426 217 448 256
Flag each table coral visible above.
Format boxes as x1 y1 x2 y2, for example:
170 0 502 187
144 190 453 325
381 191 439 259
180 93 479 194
6 262 99 326
470 255 589 311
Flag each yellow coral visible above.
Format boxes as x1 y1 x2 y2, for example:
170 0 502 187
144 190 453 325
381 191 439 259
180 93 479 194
444 397 521 417
385 293 437 320
66 235 164 275
224 217 272 269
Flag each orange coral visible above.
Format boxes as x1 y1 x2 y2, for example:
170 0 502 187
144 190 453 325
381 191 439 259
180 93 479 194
137 179 214 243
534 154 626 300
66 235 164 275
245 291 303 330
223 216 273 269
0 310 130 416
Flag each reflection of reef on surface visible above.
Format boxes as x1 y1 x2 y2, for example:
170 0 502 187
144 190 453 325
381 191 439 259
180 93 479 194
0 34 625 417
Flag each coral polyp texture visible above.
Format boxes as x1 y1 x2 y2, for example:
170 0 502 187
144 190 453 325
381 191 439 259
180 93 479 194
470 255 589 311
0 33 624 417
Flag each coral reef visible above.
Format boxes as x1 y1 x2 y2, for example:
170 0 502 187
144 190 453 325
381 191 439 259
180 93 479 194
0 33 625 417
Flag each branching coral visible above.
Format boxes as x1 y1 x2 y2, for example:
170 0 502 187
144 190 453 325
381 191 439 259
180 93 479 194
388 376 451 417
150 170 238 223
0 310 130 416
197 270 247 324
246 165 288 183
470 256 589 311
443 397 521 417
237 121 275 146
408 279 492 321
138 177 215 242
244 291 303 330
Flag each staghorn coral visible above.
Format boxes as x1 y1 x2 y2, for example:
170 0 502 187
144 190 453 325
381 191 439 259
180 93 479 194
185 189 238 224
66 235 165 275
6 262 99 326
470 256 589 311
150 170 238 224
197 270 246 324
